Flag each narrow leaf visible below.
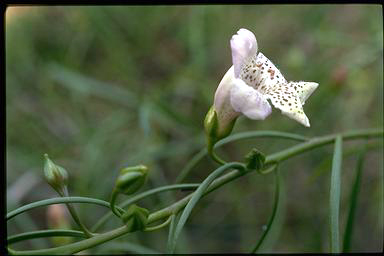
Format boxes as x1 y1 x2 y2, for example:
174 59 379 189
342 145 366 252
329 136 343 253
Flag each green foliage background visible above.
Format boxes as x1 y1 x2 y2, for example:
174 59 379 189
6 5 383 253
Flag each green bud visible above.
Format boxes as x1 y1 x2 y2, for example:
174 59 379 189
44 154 68 194
115 165 148 195
245 148 266 170
204 106 237 152
121 204 149 232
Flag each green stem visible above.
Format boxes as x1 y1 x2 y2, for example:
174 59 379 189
9 128 382 255
176 130 308 183
251 169 280 253
266 129 381 163
209 148 227 165
7 230 88 244
8 225 132 255
61 187 93 238
91 183 199 232
169 162 245 252
144 215 172 232
7 197 125 221
109 189 121 219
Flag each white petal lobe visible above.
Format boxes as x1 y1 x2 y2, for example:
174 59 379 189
230 79 272 120
288 81 319 104
264 84 310 127
230 28 258 78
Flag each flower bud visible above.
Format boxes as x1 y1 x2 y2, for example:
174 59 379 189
245 148 266 170
115 165 148 195
44 154 68 195
121 204 149 232
204 106 237 152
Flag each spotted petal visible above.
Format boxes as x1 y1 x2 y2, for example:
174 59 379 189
239 52 287 93
288 81 319 104
230 78 272 120
264 83 310 127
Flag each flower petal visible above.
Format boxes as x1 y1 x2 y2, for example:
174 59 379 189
264 84 310 127
230 78 271 120
288 81 319 104
230 28 258 78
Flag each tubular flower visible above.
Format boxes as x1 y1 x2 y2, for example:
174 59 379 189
213 28 318 135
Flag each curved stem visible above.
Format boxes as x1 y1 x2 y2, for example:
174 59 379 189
168 162 245 252
61 187 93 238
8 225 132 255
176 131 309 182
208 149 227 165
144 215 172 232
109 189 121 219
7 230 89 244
7 197 125 221
251 168 280 253
146 128 383 226
8 129 382 255
91 183 199 232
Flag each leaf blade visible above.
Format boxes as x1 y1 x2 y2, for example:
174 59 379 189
329 136 343 253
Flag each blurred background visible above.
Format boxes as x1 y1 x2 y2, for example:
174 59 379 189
6 5 383 253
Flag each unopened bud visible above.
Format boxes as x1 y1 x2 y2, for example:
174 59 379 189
44 154 68 194
121 204 149 232
204 106 237 152
245 148 266 170
115 165 148 195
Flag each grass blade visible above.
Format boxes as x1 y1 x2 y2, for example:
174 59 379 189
251 168 281 253
342 145 366 252
329 136 343 253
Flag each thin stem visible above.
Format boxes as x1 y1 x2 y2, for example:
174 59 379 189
147 128 383 226
8 225 132 255
7 230 89 244
8 128 382 255
168 162 245 252
144 215 172 232
7 197 125 221
61 187 94 238
176 130 308 183
109 189 122 219
209 149 227 165
91 183 199 232
251 168 280 253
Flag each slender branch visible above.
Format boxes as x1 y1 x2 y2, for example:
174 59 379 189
7 197 125 221
61 187 94 238
7 230 88 244
8 225 132 255
91 183 199 232
144 215 172 232
176 130 308 182
8 128 383 255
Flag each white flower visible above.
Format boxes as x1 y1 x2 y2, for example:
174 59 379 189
213 28 318 131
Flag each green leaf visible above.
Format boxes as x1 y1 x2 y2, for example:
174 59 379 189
329 136 343 253
251 169 281 253
342 145 366 252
